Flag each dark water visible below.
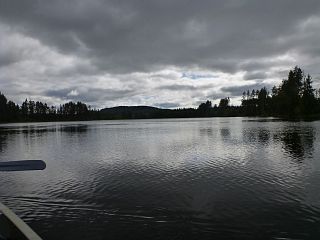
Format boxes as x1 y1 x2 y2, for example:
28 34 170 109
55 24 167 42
0 118 320 240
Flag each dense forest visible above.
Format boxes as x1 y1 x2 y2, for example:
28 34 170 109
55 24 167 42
1 67 320 123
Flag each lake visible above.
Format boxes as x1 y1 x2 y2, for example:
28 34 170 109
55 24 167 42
0 118 320 239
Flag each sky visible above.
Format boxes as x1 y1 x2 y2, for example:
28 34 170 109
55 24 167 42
1 0 320 109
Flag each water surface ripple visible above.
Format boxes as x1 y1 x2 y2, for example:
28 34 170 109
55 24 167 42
0 118 320 239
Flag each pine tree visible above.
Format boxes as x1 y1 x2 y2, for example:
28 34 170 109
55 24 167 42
301 74 316 114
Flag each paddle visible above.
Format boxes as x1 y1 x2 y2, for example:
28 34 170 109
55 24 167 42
0 160 46 172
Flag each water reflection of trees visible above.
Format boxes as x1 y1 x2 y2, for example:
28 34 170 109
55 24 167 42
274 127 315 160
257 129 270 144
4 124 89 136
199 128 213 137
242 126 315 160
242 128 270 144
0 124 89 154
220 128 230 138
0 130 8 153
59 125 89 133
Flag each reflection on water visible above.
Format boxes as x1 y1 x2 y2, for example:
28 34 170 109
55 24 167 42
0 118 320 240
199 128 213 137
60 125 89 133
0 124 89 135
0 131 8 153
258 129 270 144
220 128 230 138
274 127 315 160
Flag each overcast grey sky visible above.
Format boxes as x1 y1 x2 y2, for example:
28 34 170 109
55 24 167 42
1 0 320 108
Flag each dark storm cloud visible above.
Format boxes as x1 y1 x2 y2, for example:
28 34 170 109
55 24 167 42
0 55 17 68
1 0 320 74
1 0 320 107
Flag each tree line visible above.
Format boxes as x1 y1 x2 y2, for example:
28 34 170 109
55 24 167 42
191 66 320 118
1 66 320 123
241 66 320 117
0 97 99 122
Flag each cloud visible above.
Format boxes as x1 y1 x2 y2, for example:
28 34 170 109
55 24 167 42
45 87 136 105
243 71 268 80
221 83 273 96
181 72 217 80
154 102 181 109
156 83 222 96
157 84 198 91
1 0 320 74
0 1 320 108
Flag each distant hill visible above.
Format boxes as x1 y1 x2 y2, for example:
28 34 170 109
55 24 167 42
100 106 172 119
